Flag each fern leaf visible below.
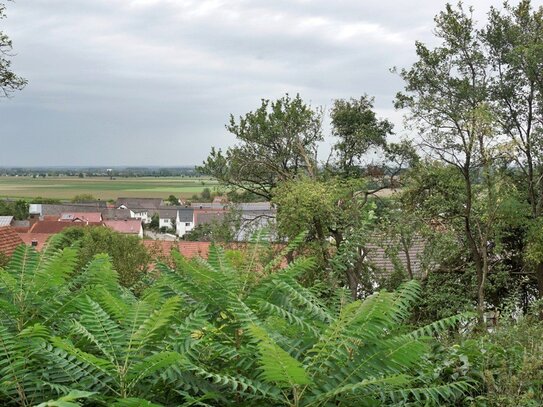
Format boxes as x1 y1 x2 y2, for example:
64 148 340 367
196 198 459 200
248 324 311 388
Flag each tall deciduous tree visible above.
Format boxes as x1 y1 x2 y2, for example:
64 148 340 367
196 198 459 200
329 95 393 176
199 94 322 200
395 3 504 323
483 0 543 218
0 1 26 97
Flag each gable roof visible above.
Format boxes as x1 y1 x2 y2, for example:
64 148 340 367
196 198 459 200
59 212 102 223
116 198 163 210
194 210 226 226
29 221 102 234
18 233 52 251
178 208 194 223
0 226 24 257
40 203 106 216
101 208 132 220
0 216 14 227
103 220 142 234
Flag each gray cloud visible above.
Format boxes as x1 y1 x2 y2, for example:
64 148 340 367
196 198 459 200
0 0 517 166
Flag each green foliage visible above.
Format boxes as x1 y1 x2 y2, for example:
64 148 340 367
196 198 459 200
0 2 27 97
330 95 393 175
70 194 96 203
0 199 28 220
54 227 151 290
0 240 475 406
165 195 180 206
198 94 323 200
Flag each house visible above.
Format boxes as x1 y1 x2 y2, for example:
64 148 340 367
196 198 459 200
0 226 24 257
0 215 14 227
176 208 195 237
103 220 143 238
59 212 102 223
116 198 163 223
155 208 177 230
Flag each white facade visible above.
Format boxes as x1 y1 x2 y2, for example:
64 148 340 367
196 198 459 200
176 211 194 237
159 217 175 230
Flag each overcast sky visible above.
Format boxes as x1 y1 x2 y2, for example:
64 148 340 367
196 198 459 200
0 0 520 166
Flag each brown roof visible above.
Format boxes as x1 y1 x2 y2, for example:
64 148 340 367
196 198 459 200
59 212 103 223
29 221 102 234
18 233 53 251
0 226 24 257
103 220 142 234
144 241 211 259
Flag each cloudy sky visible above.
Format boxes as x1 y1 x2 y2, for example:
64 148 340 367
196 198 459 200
1 0 510 166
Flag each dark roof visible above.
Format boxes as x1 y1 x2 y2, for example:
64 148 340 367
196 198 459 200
101 208 132 220
194 211 226 226
154 208 178 219
178 208 194 223
0 226 24 257
41 203 106 216
29 221 102 234
364 236 426 278
116 198 163 210
190 202 227 210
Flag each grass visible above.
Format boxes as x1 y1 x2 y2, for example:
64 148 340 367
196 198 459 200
0 176 220 200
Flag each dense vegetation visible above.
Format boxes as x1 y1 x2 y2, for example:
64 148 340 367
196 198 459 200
2 0 543 405
0 236 479 406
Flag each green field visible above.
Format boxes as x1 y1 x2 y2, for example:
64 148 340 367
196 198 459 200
0 176 219 200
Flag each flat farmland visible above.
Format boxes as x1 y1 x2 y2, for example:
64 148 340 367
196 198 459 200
0 176 219 200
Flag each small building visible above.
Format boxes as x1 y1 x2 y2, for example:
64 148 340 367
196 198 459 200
176 208 195 237
154 208 177 230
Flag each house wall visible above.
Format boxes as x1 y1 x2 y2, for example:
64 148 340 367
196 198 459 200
176 220 194 237
159 218 175 230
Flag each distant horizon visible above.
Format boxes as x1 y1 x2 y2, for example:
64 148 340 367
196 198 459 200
1 0 500 166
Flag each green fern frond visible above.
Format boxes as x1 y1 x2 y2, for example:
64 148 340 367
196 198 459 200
130 296 180 351
127 351 184 389
112 398 164 406
408 312 475 339
248 324 311 388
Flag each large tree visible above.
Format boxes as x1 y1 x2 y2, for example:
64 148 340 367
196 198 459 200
483 0 543 218
0 1 26 97
395 3 504 323
199 94 323 200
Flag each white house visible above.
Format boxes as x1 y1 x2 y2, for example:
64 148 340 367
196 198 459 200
176 208 194 237
157 208 177 230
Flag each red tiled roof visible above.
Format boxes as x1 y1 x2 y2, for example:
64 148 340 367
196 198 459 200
0 226 24 257
103 220 142 234
59 212 102 222
144 241 211 259
18 233 53 251
29 221 102 234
